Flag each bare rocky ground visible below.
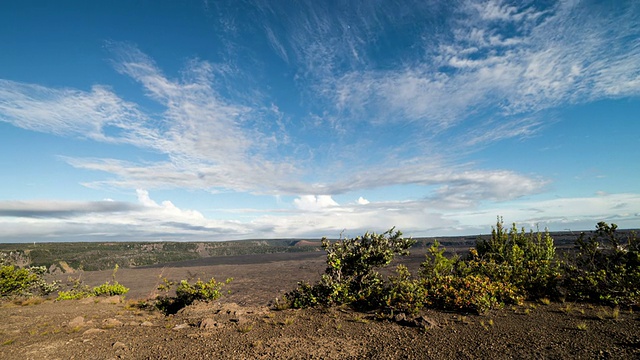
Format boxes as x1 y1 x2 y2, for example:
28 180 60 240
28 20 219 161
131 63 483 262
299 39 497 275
1 252 639 359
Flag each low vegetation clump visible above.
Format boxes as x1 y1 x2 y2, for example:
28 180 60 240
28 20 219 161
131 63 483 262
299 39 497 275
562 222 639 306
284 228 415 310
284 218 639 315
155 277 233 314
56 265 129 301
0 264 58 298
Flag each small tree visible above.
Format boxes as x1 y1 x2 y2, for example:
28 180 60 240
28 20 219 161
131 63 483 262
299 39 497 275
563 222 639 306
286 228 415 309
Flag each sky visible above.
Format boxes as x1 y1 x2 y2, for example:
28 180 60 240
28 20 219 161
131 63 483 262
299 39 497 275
0 0 639 242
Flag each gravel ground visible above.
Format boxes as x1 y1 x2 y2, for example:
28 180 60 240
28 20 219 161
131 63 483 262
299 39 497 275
1 252 639 359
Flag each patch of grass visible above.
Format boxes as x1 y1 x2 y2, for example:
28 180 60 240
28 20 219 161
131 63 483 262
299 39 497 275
14 297 44 306
576 322 588 331
539 298 551 305
488 319 494 327
2 338 15 346
612 306 620 320
349 314 369 324
281 317 295 326
273 297 290 311
237 323 254 333
69 326 82 333
560 303 575 314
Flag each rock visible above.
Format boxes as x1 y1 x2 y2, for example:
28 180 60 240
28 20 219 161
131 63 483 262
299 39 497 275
82 328 106 336
229 316 246 324
393 313 407 323
413 316 439 329
172 323 190 330
199 318 223 329
103 318 124 328
100 296 122 304
140 321 155 327
68 316 85 328
112 341 127 350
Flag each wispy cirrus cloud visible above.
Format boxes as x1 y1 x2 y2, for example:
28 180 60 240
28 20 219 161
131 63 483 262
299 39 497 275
0 0 638 228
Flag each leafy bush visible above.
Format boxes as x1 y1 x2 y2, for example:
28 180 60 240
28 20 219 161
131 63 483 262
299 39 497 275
92 282 129 296
562 222 639 306
385 265 427 314
56 289 92 300
285 228 415 310
471 217 560 299
56 264 128 300
418 240 523 314
175 277 232 304
283 219 636 315
155 277 232 315
0 265 58 298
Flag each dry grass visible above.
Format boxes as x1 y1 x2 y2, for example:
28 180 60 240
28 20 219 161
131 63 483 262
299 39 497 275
539 298 551 306
237 323 254 333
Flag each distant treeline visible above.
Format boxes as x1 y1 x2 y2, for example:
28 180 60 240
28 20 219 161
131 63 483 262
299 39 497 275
1 228 637 272
0 239 321 272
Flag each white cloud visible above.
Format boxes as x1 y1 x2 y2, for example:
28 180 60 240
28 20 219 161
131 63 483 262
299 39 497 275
357 197 370 205
293 195 339 212
0 190 638 241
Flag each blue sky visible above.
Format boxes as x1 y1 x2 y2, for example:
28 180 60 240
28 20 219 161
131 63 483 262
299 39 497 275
1 0 639 242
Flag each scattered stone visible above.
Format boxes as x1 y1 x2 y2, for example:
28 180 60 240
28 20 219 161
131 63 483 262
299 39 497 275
229 316 246 324
79 297 97 304
172 323 190 330
112 341 127 350
392 313 439 328
413 316 439 329
393 313 407 323
199 318 223 329
68 316 85 328
140 321 155 327
103 318 124 328
100 296 122 304
82 328 106 336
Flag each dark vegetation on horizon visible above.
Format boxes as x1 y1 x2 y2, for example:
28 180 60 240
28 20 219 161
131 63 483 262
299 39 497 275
2 227 635 272
0 239 322 272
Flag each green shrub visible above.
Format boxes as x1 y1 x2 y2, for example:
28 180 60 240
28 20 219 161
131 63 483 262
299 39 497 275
471 217 560 299
562 222 639 306
56 265 128 300
285 228 415 310
418 240 523 314
56 290 92 300
0 265 58 297
175 277 232 303
92 282 129 296
385 265 426 314
155 276 232 315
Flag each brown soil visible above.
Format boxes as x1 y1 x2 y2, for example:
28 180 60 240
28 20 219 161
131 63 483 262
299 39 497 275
1 252 639 359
